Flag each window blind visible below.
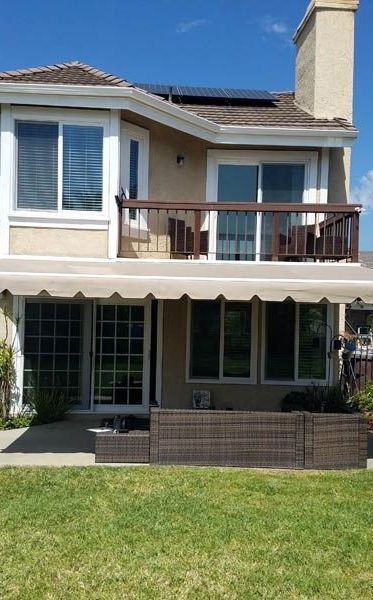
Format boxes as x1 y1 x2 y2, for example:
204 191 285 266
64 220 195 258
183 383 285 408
16 121 58 210
62 124 103 211
298 304 327 380
129 139 139 220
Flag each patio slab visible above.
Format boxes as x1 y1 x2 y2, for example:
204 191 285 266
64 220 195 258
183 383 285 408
0 416 145 467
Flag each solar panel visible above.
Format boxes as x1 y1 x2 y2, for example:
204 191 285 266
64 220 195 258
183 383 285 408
133 82 275 102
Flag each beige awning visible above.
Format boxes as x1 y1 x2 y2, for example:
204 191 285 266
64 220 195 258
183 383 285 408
1 257 373 303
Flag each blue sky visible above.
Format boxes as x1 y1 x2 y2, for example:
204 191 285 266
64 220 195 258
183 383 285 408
1 0 372 248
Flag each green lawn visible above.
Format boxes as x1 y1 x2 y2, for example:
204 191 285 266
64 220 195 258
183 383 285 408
0 468 372 599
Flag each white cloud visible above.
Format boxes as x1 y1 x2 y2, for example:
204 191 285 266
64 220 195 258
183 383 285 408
352 170 373 212
261 16 289 37
176 19 207 34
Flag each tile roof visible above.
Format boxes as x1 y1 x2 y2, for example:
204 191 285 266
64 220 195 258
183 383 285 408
177 92 356 131
0 61 356 132
0 61 130 87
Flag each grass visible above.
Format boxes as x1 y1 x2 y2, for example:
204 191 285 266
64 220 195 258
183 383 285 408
0 468 372 599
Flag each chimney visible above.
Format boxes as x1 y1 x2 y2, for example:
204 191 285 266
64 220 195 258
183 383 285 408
294 0 359 122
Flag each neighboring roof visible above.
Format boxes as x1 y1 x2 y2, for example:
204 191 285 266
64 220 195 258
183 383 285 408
177 92 356 132
1 258 373 303
360 252 373 269
0 60 356 133
0 61 130 87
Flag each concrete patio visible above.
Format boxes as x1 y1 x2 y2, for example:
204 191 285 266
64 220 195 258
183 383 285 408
0 416 372 468
0 416 131 466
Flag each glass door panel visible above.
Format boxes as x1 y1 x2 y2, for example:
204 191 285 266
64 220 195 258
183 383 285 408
216 165 258 261
261 164 305 260
94 304 145 407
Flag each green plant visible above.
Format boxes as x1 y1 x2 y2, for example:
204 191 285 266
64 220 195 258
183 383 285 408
27 389 73 424
347 382 373 417
0 308 17 419
0 413 34 430
282 385 349 413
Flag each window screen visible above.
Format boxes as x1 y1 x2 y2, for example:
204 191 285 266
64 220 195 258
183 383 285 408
62 124 103 211
16 121 58 210
265 302 295 380
190 301 220 378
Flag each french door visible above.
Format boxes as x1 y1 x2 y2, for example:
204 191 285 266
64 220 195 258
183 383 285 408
92 300 151 412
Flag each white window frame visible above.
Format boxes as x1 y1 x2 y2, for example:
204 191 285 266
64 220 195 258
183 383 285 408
206 149 319 261
186 298 258 384
261 301 333 386
91 297 151 414
120 121 149 235
10 106 110 224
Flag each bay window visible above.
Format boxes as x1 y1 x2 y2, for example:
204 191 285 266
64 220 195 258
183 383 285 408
189 300 253 381
16 117 105 213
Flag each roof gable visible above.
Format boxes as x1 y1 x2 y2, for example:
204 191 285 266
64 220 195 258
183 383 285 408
0 61 130 87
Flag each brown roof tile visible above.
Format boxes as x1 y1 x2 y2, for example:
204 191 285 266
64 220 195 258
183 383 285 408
0 62 356 132
0 61 130 87
177 92 356 131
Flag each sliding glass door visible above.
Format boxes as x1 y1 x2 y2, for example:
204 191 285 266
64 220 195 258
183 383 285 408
211 160 306 261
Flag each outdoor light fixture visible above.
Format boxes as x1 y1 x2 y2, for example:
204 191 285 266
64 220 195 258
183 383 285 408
176 154 185 166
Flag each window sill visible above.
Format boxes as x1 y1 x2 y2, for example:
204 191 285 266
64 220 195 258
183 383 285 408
186 378 255 385
9 212 110 230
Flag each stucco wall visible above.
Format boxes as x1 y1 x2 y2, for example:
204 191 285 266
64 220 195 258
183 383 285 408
161 298 339 411
10 227 108 258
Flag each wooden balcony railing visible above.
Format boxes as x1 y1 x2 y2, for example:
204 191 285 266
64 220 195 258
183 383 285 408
116 197 361 263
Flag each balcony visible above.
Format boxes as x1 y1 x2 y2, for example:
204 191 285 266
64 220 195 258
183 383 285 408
116 198 361 263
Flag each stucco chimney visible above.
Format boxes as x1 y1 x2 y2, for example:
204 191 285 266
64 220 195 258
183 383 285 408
294 0 359 122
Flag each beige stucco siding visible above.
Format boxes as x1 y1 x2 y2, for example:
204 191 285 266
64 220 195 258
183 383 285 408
161 298 340 411
10 227 108 258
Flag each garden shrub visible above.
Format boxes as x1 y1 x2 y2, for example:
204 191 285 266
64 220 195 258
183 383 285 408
27 389 73 424
0 414 34 430
282 385 350 413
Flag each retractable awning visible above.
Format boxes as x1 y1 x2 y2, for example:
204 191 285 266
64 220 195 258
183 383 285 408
1 258 373 303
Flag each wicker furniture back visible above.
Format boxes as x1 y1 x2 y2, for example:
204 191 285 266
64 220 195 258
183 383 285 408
150 409 367 469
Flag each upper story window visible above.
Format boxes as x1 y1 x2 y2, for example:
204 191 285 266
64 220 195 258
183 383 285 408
15 118 104 213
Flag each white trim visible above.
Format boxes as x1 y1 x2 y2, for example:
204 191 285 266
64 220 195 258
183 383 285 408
9 106 110 223
320 148 330 204
12 295 25 413
120 120 150 235
108 109 121 258
261 301 334 385
0 105 12 254
185 298 258 384
8 216 109 230
0 84 357 148
155 300 164 407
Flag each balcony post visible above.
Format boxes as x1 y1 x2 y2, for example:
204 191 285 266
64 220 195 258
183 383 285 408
271 212 280 261
194 210 201 260
351 210 360 262
115 195 123 257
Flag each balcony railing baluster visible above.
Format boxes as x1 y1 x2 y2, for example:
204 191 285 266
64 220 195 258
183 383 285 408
115 197 361 263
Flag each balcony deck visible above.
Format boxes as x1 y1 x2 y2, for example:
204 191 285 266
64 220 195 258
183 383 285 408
116 198 361 263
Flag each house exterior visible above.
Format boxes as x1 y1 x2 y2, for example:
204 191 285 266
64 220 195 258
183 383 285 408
1 0 372 416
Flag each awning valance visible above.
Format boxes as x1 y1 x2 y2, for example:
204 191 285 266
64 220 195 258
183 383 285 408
1 258 373 303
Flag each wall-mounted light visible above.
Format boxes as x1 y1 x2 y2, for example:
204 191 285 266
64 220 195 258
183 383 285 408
176 154 185 167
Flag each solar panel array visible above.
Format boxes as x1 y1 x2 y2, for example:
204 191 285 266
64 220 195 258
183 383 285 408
133 83 275 102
